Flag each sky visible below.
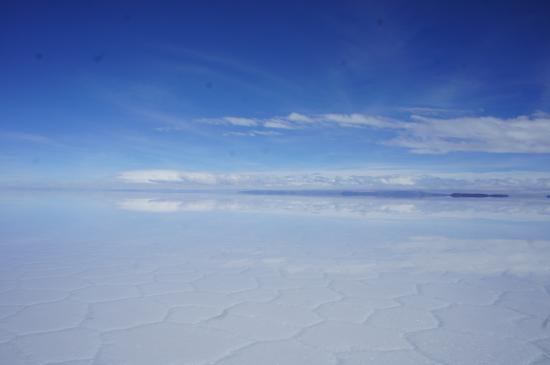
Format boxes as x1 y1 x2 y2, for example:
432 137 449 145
1 0 550 191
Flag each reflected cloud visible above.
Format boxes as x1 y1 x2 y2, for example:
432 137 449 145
118 198 218 212
386 236 550 274
117 194 550 221
205 236 550 276
118 198 182 212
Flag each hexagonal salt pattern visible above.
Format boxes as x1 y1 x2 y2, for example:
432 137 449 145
1 193 549 365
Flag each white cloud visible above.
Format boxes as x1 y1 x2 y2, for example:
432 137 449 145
136 106 550 154
224 130 281 137
287 112 313 123
118 170 185 184
117 168 550 191
223 117 258 126
387 115 550 154
263 119 298 129
378 176 416 186
118 170 220 185
319 113 393 128
117 195 550 222
209 112 550 154
118 198 183 212
197 112 393 131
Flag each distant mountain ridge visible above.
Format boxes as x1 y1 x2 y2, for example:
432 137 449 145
242 190 445 198
450 193 508 198
241 190 515 198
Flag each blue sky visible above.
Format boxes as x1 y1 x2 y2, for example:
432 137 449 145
1 1 550 190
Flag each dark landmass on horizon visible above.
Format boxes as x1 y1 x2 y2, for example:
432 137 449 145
241 190 516 198
241 190 445 198
450 193 509 198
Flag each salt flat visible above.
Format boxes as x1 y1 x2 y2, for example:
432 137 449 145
0 192 549 364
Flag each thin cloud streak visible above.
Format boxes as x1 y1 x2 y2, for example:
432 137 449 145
0 132 54 144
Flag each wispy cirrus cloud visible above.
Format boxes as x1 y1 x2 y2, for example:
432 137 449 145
223 130 281 137
150 112 393 131
263 119 298 129
0 131 54 144
222 117 258 127
201 112 550 154
396 106 478 117
132 104 550 154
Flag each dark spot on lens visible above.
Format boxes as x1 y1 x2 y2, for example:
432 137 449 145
35 53 44 60
205 81 213 89
93 54 104 63
376 18 384 27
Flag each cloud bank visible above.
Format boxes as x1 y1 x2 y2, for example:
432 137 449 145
118 195 550 221
117 169 550 192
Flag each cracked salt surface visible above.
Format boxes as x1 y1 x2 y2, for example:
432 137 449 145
0 300 88 335
338 350 440 365
1 192 550 364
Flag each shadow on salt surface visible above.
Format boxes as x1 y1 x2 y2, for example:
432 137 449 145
0 193 550 365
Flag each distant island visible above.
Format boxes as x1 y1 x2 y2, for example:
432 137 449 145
450 193 509 198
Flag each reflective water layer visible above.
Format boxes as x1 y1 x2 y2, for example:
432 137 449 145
1 192 549 365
